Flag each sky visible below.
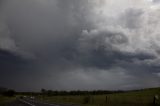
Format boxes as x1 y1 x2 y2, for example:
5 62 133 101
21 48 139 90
0 0 160 91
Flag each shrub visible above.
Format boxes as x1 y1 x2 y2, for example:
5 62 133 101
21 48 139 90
3 90 15 97
83 96 91 104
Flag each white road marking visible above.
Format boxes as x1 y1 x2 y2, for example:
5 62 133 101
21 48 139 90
19 99 36 106
33 100 59 106
24 99 59 106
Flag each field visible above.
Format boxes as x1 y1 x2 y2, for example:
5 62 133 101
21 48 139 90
38 88 160 106
0 95 16 105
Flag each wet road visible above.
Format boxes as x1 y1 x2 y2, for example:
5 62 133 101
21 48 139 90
4 98 76 106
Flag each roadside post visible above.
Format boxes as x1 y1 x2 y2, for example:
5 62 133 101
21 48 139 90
153 94 159 105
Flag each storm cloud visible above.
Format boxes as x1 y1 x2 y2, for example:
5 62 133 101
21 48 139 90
0 0 160 91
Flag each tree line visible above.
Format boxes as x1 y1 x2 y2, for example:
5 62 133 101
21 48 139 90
0 87 126 96
40 89 124 96
0 87 16 97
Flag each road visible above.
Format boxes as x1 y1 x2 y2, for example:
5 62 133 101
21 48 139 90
4 98 73 106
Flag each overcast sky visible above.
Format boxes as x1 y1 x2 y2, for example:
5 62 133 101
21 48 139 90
0 0 160 91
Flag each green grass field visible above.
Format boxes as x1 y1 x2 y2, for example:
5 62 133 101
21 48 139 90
38 88 160 106
0 95 16 105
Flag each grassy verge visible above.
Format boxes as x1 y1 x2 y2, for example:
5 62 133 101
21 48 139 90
37 88 160 106
0 95 16 105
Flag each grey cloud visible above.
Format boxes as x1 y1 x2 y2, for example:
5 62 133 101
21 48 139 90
0 0 160 91
0 15 17 52
1 0 80 56
153 0 160 3
74 28 155 69
119 8 144 29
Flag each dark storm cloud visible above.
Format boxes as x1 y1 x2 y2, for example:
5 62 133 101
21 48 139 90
0 49 34 90
73 29 156 69
1 0 90 59
153 0 160 3
0 0 160 91
0 0 91 91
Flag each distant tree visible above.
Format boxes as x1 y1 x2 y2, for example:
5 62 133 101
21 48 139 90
41 88 46 95
47 90 53 96
3 89 15 97
0 87 7 95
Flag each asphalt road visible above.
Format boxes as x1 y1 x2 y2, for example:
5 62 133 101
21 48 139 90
4 98 76 106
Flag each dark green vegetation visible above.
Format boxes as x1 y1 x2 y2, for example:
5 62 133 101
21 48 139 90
38 88 160 106
0 87 16 105
0 87 160 106
0 96 16 105
40 89 124 96
0 87 16 97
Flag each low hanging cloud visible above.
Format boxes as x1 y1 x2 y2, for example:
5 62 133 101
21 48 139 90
0 0 160 91
0 15 17 53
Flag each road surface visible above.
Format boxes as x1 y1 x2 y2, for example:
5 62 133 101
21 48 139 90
4 98 75 106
